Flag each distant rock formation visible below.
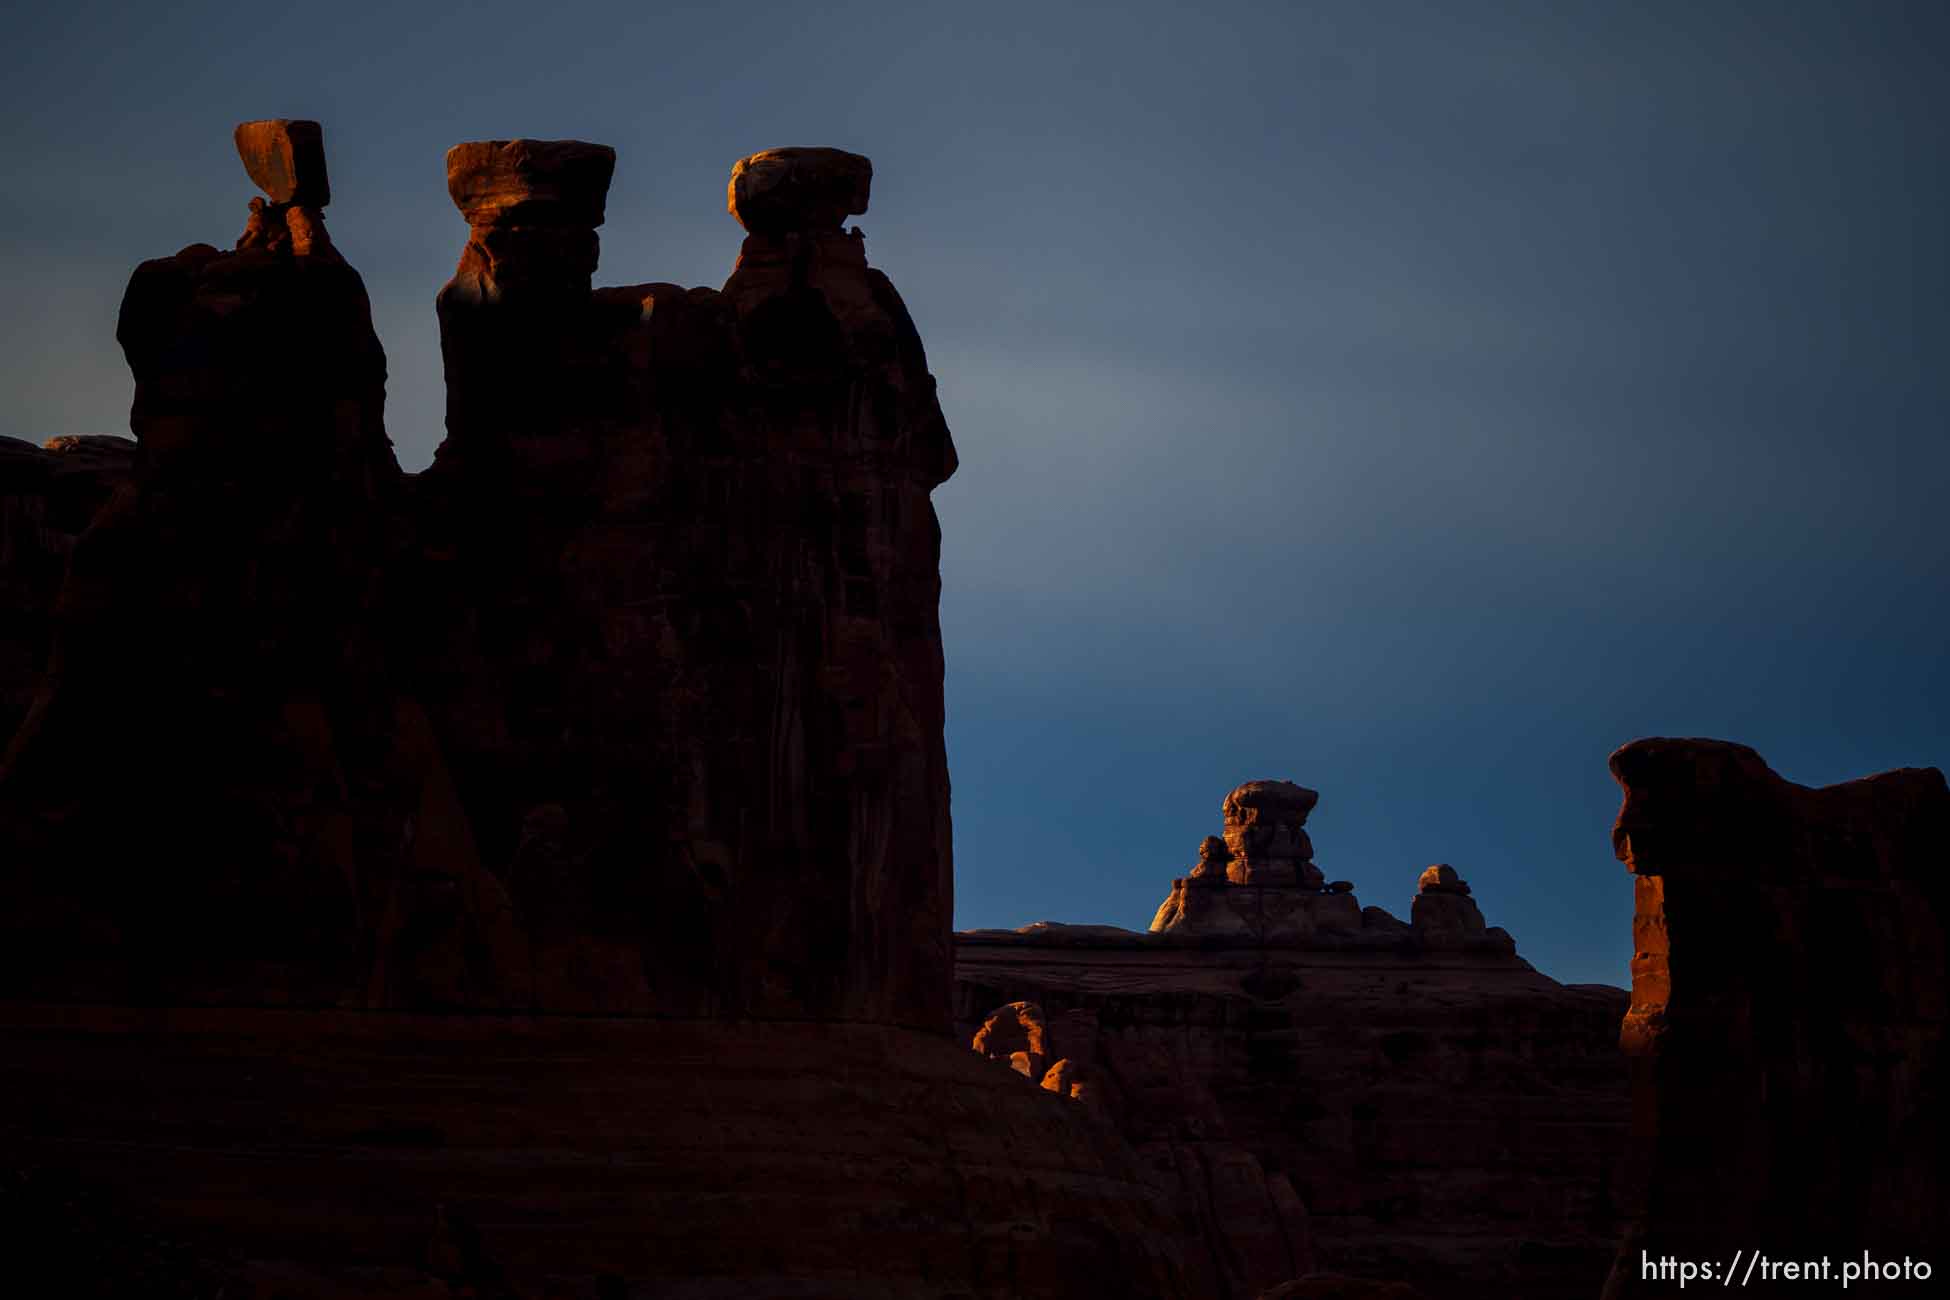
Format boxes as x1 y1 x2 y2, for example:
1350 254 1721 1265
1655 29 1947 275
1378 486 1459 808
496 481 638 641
1409 863 1488 937
0 122 1199 1298
1149 781 1515 955
960 781 1630 1300
1602 738 1949 1297
1225 779 1324 886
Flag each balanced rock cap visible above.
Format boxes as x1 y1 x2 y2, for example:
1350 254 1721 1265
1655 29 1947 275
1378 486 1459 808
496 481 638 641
446 139 617 228
1418 863 1471 895
235 119 330 207
727 147 871 236
1222 780 1320 825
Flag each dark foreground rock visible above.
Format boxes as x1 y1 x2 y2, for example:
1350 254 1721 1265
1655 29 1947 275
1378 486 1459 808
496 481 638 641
1602 738 1949 1297
0 434 135 746
0 1005 1192 1298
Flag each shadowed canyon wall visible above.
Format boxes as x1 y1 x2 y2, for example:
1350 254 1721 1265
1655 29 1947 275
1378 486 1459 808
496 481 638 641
1603 738 1949 1297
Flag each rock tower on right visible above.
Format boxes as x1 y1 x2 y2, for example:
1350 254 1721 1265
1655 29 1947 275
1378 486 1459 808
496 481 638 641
1602 738 1949 1297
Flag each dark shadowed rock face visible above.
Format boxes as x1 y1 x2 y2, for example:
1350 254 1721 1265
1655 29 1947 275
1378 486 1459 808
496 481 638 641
0 132 957 1029
1602 738 1950 1298
1259 1280 1429 1300
0 435 135 747
1 1006 1197 1300
0 125 1203 1299
0 144 460 1008
958 782 1632 1300
423 138 957 1025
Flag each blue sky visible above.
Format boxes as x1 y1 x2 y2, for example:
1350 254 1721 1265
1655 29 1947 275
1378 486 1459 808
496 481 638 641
4 1 1944 985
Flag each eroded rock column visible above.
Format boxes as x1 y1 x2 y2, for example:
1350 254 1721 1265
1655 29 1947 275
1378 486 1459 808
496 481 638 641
1224 780 1323 888
0 121 525 1009
420 141 957 1026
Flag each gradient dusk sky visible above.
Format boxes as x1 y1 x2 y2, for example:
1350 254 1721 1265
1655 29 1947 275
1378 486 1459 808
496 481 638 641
3 0 1944 986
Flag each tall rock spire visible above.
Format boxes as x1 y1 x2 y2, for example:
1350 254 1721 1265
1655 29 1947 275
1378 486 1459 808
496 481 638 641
420 139 958 1026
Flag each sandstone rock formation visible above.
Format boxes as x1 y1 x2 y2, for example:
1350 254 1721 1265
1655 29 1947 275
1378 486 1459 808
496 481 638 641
0 129 957 1027
235 118 331 206
1150 782 1514 955
1409 863 1487 937
0 124 1199 1298
24 122 1941 1300
0 119 464 1009
1602 738 1949 1297
1190 833 1235 881
420 137 956 1024
973 998 1056 1080
233 119 340 259
1226 779 1323 886
963 782 1631 1300
726 146 872 237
